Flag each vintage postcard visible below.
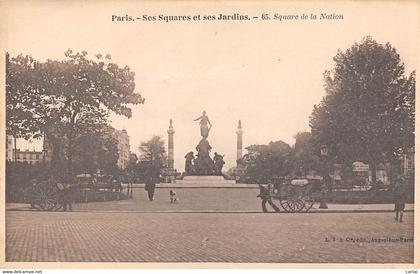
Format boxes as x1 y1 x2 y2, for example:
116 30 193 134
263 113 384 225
0 0 419 270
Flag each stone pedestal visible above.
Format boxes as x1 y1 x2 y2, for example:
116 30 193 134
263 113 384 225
176 176 236 186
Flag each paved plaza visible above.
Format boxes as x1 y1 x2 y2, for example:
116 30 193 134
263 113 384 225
6 209 414 263
6 187 415 213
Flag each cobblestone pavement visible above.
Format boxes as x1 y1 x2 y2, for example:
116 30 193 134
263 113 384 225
6 211 414 263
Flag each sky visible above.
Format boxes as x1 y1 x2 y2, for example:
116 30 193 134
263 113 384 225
4 1 418 171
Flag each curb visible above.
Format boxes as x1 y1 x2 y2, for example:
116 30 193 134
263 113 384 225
6 208 414 214
128 185 260 189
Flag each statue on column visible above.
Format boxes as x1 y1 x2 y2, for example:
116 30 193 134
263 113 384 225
194 111 212 139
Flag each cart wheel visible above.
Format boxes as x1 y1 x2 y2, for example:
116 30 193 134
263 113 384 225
280 198 305 212
287 197 305 212
280 198 291 212
51 192 63 211
301 184 316 212
54 200 63 211
279 185 305 212
32 183 60 211
301 195 315 212
279 186 292 212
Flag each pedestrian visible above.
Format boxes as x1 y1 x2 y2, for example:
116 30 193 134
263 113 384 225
57 179 74 212
145 173 157 201
62 184 74 211
257 183 280 213
28 179 38 209
393 176 406 223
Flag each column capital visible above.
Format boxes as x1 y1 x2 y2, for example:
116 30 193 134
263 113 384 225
236 120 243 135
167 119 175 134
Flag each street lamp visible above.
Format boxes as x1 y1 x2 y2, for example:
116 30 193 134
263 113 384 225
319 144 329 209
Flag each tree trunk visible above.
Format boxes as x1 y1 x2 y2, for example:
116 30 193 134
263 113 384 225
66 135 75 181
389 162 393 184
67 152 73 180
370 161 377 184
13 136 17 162
49 135 64 179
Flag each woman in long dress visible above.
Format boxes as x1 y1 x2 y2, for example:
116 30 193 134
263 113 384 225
194 111 212 138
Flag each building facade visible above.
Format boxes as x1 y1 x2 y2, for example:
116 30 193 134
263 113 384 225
13 149 44 164
6 135 44 164
110 128 131 170
6 135 14 161
403 147 415 178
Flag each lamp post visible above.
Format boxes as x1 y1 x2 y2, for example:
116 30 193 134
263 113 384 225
319 144 329 209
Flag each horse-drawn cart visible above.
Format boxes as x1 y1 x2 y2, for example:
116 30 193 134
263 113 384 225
24 174 127 211
262 178 322 213
24 180 64 211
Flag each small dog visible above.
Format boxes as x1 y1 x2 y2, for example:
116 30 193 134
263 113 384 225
169 190 178 203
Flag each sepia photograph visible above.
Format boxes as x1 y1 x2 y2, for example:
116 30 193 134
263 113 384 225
0 0 418 269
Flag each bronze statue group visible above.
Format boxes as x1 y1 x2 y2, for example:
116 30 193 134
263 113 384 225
184 111 225 176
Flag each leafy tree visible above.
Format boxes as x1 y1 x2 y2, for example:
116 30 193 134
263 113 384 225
6 50 144 178
292 132 321 175
309 36 415 183
139 136 167 178
6 53 42 140
6 53 43 161
125 153 142 183
71 125 120 176
242 140 293 183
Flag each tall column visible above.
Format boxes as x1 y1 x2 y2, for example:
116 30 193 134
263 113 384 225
236 120 243 163
167 119 175 169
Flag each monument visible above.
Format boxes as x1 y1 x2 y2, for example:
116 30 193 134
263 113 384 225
184 111 225 176
161 119 178 183
177 111 235 185
236 120 243 163
167 119 175 169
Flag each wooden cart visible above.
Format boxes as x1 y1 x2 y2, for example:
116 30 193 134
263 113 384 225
268 178 321 213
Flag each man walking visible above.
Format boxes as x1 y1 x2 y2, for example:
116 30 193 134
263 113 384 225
257 183 280 213
145 172 157 201
57 180 74 212
393 176 406 223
